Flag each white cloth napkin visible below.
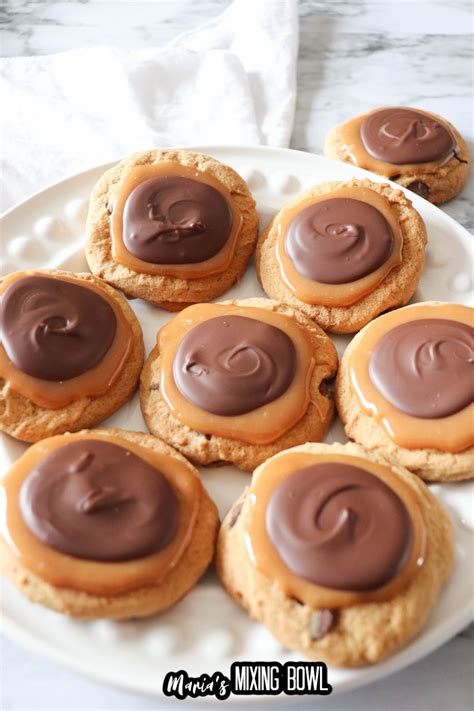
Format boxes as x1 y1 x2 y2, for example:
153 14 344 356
0 0 298 213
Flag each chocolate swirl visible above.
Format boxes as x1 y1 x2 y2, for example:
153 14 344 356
360 108 456 165
266 463 412 591
122 176 233 264
19 440 178 562
369 318 474 419
0 275 116 381
285 198 394 284
173 315 296 416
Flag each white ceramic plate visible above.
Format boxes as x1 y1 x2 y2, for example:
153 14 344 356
1 146 473 703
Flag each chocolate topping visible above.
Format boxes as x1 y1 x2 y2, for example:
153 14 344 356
310 609 337 640
285 198 394 284
369 318 474 419
19 440 178 562
0 275 116 381
172 315 297 416
360 108 456 165
266 463 412 591
122 176 233 264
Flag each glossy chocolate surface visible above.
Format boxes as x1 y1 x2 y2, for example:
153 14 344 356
172 315 297 416
0 275 116 381
20 440 178 562
369 318 474 419
266 462 412 591
122 175 233 264
285 197 394 284
360 108 455 165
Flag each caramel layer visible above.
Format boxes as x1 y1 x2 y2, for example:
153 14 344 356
158 304 316 445
338 108 458 178
349 303 474 453
275 186 403 307
0 431 200 595
111 162 243 278
0 271 133 410
246 451 426 609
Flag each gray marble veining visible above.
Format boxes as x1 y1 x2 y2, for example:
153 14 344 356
294 1 473 229
1 0 472 229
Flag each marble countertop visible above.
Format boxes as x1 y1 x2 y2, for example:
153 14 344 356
1 1 473 709
3 0 473 230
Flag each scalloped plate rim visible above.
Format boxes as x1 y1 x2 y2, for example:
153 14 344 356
1 146 473 705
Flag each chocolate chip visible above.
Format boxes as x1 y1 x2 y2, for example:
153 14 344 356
390 174 401 182
407 181 430 200
149 384 160 391
229 501 244 528
289 596 304 606
310 609 337 640
319 378 335 398
204 433 212 441
106 200 114 214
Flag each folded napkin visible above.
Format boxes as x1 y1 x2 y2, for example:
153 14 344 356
0 0 298 213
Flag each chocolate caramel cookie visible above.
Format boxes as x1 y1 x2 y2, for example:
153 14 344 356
324 107 470 204
256 178 427 333
217 442 453 666
336 301 474 481
140 298 338 472
0 270 144 442
86 149 259 309
0 428 219 619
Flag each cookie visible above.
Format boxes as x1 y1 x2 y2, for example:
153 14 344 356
0 428 219 620
0 270 144 443
140 298 338 472
86 149 259 309
217 441 453 667
324 107 470 204
336 301 474 481
256 178 427 333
